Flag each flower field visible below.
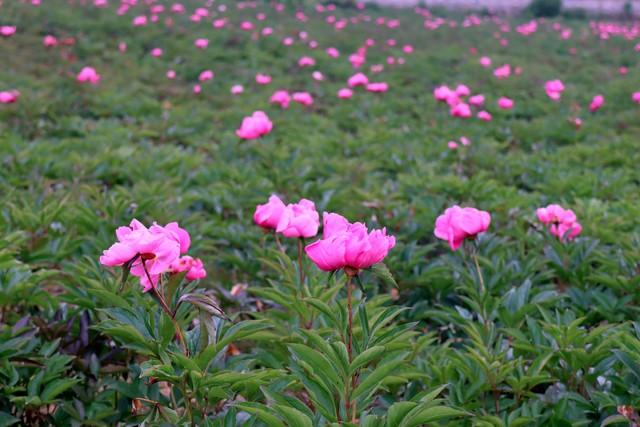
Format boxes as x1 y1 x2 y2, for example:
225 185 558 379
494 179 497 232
1 1 640 426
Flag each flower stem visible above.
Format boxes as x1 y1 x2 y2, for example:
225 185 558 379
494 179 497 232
297 237 305 290
141 259 189 356
472 252 485 295
344 272 358 423
274 230 285 253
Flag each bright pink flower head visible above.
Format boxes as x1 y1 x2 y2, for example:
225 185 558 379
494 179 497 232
151 47 163 57
338 88 353 99
199 70 214 82
434 85 452 102
292 92 313 106
498 97 514 110
403 44 414 54
0 26 16 37
450 103 472 118
545 80 565 101
589 94 604 112
236 111 273 140
231 84 244 95
348 72 369 87
240 21 254 31
536 204 581 241
76 67 101 84
469 94 485 107
366 82 388 93
166 70 176 79
633 92 640 104
0 90 20 104
194 38 209 49
193 84 202 94
276 199 320 238
305 212 395 272
185 257 206 280
256 73 271 85
447 141 458 150
43 35 58 47
150 221 191 254
479 56 491 67
434 206 491 251
254 195 286 230
477 110 492 121
270 90 291 108
493 64 511 79
326 47 340 58
298 56 315 67
133 15 147 26
455 84 470 97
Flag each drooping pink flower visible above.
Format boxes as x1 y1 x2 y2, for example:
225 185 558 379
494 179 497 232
292 91 313 106
236 111 273 140
254 195 286 230
256 73 272 85
545 80 565 101
498 97 514 110
276 199 320 238
338 88 353 99
536 204 582 241
76 67 101 84
366 82 388 93
312 71 324 81
305 212 395 272
589 94 604 112
434 206 491 250
348 72 369 87
270 90 291 108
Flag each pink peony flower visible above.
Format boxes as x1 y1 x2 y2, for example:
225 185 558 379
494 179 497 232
498 97 514 110
231 84 244 95
276 199 320 238
536 204 582 241
450 103 472 118
76 67 101 84
469 94 485 106
166 70 176 79
0 90 20 104
198 70 214 82
150 47 163 57
194 38 209 49
348 72 369 87
0 26 16 37
455 84 470 97
270 90 291 108
366 82 388 93
43 35 58 47
493 64 511 79
298 56 315 67
589 94 604 112
292 91 313 106
254 195 286 230
479 56 491 67
477 110 492 121
434 85 452 102
305 212 395 272
434 206 491 250
633 92 640 104
256 73 271 85
545 80 565 101
236 111 273 140
338 88 353 99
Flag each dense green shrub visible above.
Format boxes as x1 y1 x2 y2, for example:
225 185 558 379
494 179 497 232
527 0 562 17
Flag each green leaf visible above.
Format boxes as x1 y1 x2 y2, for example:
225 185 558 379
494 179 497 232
350 346 385 374
369 263 398 288
272 405 313 427
40 378 80 402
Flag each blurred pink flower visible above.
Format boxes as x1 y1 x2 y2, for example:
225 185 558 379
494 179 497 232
434 206 491 251
236 111 273 139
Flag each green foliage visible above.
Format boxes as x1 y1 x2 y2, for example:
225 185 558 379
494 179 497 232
527 0 562 18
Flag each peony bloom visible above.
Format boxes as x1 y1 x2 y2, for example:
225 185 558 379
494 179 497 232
270 90 291 108
469 94 485 107
498 97 514 110
633 92 640 104
455 84 470 97
236 111 273 140
348 72 369 87
231 84 244 95
338 88 353 99
450 103 472 118
477 110 492 121
194 38 209 49
479 56 491 67
133 15 147 26
326 47 340 58
166 70 176 79
305 212 395 272
447 141 458 150
292 91 313 106
276 199 320 238
76 67 101 84
366 82 388 93
434 206 491 251
589 94 604 112
43 35 58 47
0 26 16 37
0 90 20 104
493 64 511 79
255 73 271 85
545 80 565 101
536 204 582 241
198 70 214 82
150 47 163 57
312 71 324 81
254 195 286 230
298 56 315 67
434 85 452 102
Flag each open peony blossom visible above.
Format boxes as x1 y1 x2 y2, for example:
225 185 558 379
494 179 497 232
236 111 273 140
292 91 313 106
276 199 320 238
76 67 101 84
270 90 291 108
348 72 369 87
100 219 203 291
0 90 20 104
434 206 491 251
536 204 582 241
545 80 565 101
254 195 286 230
305 212 395 272
589 94 604 112
366 82 388 93
338 88 353 99
498 97 514 110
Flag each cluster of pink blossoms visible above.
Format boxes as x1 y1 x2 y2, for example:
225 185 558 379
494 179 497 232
536 204 582 241
253 195 320 238
236 111 273 140
99 219 205 291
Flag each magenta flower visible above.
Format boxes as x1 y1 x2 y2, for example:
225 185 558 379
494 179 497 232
0 90 20 104
498 97 514 110
76 67 101 84
198 70 214 82
338 88 354 99
434 206 491 251
536 204 582 241
589 95 604 112
276 199 320 238
366 82 388 93
270 90 291 109
348 72 369 87
255 73 271 85
236 111 273 140
194 38 209 49
305 213 395 272
254 195 286 230
545 80 565 101
292 92 313 106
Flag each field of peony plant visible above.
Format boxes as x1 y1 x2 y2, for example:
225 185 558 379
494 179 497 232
1 0 640 426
